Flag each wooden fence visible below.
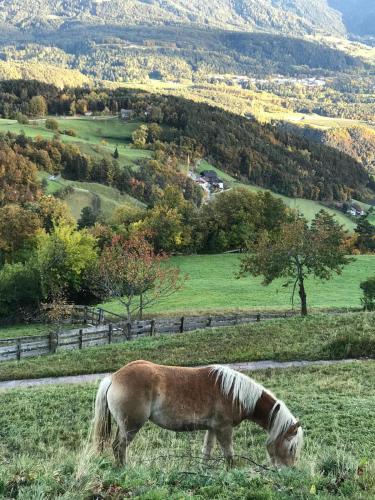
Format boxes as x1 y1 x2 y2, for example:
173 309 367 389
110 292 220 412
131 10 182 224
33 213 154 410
0 311 298 363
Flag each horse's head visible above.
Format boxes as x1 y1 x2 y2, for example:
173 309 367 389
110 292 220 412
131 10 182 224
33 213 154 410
267 421 303 468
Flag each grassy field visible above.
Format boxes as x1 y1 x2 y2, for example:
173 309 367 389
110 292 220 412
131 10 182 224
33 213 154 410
0 117 152 167
40 173 144 219
0 312 374 381
1 361 374 498
103 254 374 316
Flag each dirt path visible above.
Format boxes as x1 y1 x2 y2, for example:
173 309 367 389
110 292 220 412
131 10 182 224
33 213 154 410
0 358 364 391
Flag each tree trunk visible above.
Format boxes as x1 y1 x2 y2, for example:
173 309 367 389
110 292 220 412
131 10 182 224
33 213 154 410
125 303 131 323
139 294 143 320
299 279 308 316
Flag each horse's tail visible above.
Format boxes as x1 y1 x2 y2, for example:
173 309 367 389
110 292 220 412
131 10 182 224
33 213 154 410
93 375 112 452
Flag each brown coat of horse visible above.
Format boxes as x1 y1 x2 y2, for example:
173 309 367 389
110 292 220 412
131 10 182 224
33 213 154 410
93 360 303 467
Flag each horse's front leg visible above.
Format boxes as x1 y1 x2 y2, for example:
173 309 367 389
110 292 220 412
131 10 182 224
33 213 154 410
216 427 234 467
202 430 216 459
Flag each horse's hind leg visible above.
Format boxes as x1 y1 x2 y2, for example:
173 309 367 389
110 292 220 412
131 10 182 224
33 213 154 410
202 430 216 459
112 420 142 467
216 427 234 467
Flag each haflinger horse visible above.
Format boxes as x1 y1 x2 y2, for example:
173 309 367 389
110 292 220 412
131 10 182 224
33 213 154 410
93 360 303 468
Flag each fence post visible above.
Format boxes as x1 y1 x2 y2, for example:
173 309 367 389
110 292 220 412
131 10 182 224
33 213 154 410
125 322 132 340
84 306 88 325
256 313 261 322
49 331 58 354
108 323 113 344
79 329 83 349
207 317 212 327
16 339 21 361
150 319 155 337
180 316 185 333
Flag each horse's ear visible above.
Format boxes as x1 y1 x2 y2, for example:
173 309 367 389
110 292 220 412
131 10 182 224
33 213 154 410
269 403 280 428
285 421 301 439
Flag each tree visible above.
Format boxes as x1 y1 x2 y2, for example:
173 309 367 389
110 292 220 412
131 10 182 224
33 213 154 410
239 210 351 316
78 206 99 229
113 146 119 159
0 260 41 320
93 234 185 322
28 95 48 117
360 276 375 311
0 205 41 262
0 147 40 206
132 125 148 148
37 221 98 301
354 216 375 253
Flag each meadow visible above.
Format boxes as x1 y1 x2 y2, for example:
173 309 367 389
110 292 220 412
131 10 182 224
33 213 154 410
1 361 374 498
104 254 375 316
0 312 374 381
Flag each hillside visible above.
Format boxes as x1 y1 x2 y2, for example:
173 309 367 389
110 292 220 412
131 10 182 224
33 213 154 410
329 0 375 37
0 61 91 88
0 0 346 37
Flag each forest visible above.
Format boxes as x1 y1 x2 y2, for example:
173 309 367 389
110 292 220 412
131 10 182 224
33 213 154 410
0 81 374 202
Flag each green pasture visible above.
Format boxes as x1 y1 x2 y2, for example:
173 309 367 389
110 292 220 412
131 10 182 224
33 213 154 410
103 254 374 317
0 312 373 381
40 172 144 219
1 361 374 498
0 117 152 167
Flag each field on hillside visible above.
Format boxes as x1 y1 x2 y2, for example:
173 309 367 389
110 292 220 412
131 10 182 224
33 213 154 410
0 116 359 228
1 361 374 498
40 173 145 218
197 160 356 230
0 117 151 167
103 254 374 316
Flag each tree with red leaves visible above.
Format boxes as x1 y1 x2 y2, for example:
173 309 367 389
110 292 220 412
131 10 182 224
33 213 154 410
93 233 186 322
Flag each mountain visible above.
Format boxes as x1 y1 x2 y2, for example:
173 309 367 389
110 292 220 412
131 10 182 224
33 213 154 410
0 0 346 37
1 1 374 39
328 1 375 37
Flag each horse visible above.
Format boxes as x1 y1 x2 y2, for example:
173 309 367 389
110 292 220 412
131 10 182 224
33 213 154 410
92 360 303 467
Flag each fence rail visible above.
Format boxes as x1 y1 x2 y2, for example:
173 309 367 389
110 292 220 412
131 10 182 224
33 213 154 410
0 311 300 363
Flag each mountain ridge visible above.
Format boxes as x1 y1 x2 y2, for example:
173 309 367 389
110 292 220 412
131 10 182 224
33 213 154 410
0 0 351 37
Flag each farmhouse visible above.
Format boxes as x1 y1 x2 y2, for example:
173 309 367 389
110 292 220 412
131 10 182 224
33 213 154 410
120 109 134 120
200 170 224 190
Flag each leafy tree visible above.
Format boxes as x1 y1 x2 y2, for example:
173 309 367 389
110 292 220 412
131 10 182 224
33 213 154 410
37 222 98 301
28 95 48 117
198 188 288 252
0 260 41 320
360 276 375 311
132 125 148 148
239 210 351 315
0 146 40 206
92 234 185 321
0 205 41 262
354 216 375 253
78 206 99 229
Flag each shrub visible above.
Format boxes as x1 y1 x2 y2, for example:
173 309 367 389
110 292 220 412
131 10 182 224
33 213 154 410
16 113 29 125
0 261 41 320
360 276 375 310
64 129 77 137
45 118 59 132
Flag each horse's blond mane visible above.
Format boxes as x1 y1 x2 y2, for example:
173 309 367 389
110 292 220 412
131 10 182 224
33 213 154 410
267 401 304 457
209 365 264 413
210 365 303 458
